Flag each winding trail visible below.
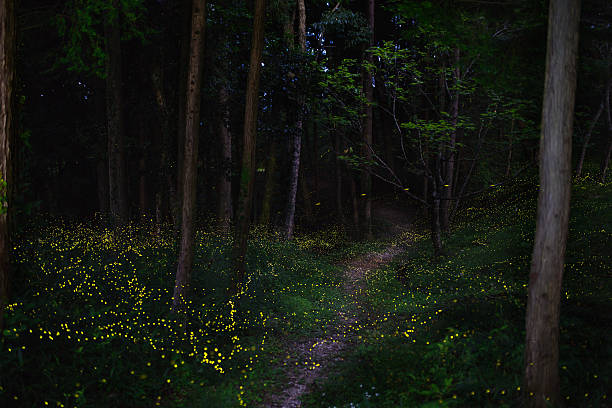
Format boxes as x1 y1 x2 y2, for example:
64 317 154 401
262 244 405 408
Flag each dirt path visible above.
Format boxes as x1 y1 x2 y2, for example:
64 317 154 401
262 244 404 408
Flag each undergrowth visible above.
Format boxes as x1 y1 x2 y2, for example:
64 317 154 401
303 174 611 408
0 223 345 407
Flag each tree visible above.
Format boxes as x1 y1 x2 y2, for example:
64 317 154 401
172 0 207 312
524 0 580 406
232 0 266 294
600 78 612 181
217 84 233 235
0 0 14 332
361 0 374 239
283 0 306 240
575 89 604 178
105 0 129 227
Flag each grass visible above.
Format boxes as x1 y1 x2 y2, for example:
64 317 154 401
0 222 346 407
302 174 612 408
1 173 610 407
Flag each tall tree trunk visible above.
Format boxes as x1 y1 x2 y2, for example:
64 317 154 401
138 116 147 219
361 0 374 239
0 0 14 332
260 138 277 226
441 47 460 231
105 0 128 227
151 61 171 229
217 85 233 235
575 94 604 178
350 174 359 234
283 0 306 240
175 0 192 231
172 0 207 312
430 155 442 257
96 135 109 215
599 80 612 182
232 0 266 293
524 1 580 406
334 130 345 224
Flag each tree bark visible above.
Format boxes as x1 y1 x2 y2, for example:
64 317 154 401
283 0 306 240
350 174 360 234
575 95 604 178
524 1 580 406
96 135 109 215
151 60 172 229
232 0 266 293
361 0 375 239
599 80 612 182
334 130 345 224
260 138 277 226
175 0 192 231
105 0 129 227
0 0 14 332
172 0 207 312
217 84 233 235
138 115 147 219
430 155 442 257
441 47 460 231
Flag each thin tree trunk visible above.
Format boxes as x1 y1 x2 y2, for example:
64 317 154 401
175 0 192 231
299 156 312 222
599 81 612 182
524 1 580 406
232 0 266 294
283 0 306 240
361 0 375 239
138 117 147 219
172 0 207 312
151 60 171 229
441 47 460 231
430 155 442 257
0 0 14 332
575 96 604 178
505 119 514 178
350 174 359 234
105 0 128 227
96 136 109 215
217 85 233 235
334 130 345 224
260 138 277 226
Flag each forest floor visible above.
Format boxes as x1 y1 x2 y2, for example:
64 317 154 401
263 245 403 408
263 202 416 407
1 177 610 408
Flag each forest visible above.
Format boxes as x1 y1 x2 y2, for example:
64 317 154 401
0 0 610 407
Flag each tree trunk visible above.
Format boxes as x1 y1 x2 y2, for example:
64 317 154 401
151 60 171 229
430 155 442 257
283 0 306 240
361 0 374 239
96 136 109 215
175 0 192 231
260 138 277 226
441 47 460 231
172 0 207 312
138 116 147 219
350 174 359 234
505 119 514 178
524 1 580 406
232 0 266 293
0 0 14 332
105 0 129 227
217 84 233 235
599 80 612 182
575 95 604 178
334 130 345 224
